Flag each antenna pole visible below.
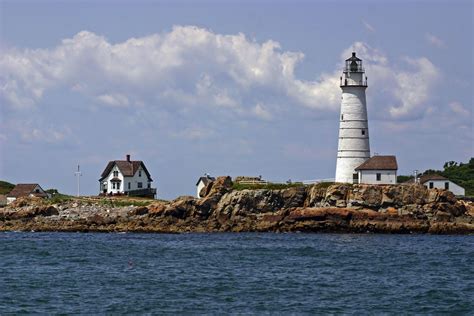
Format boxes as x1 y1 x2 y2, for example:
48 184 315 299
74 164 82 197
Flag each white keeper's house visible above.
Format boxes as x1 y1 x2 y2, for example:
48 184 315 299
99 155 156 198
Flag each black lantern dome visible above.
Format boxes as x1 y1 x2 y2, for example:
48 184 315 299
345 52 364 73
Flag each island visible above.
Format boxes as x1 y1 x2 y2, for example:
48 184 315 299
0 176 473 234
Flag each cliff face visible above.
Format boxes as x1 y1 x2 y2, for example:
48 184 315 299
1 177 473 234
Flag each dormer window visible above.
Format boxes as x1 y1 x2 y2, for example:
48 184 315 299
113 171 119 177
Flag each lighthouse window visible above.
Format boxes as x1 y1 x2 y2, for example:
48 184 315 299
361 130 365 135
341 114 344 120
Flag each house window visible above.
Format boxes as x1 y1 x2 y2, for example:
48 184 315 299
376 173 381 181
113 171 119 177
147 183 151 188
128 183 131 190
429 182 434 189
112 182 116 189
138 182 143 188
139 170 142 177
445 182 449 190
361 130 365 135
116 182 120 190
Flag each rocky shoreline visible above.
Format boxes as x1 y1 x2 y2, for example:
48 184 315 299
1 177 473 234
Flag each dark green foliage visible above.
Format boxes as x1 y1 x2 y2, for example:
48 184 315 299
441 158 474 196
0 181 15 195
397 175 414 183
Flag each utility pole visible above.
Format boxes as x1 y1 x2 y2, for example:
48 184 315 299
74 164 82 197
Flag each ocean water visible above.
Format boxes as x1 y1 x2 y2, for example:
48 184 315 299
0 233 473 314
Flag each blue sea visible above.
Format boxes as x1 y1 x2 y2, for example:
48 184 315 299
0 232 473 314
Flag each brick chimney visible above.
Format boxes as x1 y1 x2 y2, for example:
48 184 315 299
126 154 131 162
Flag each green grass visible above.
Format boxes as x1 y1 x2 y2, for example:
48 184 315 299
313 181 336 189
98 199 154 207
0 180 15 195
45 189 73 204
231 181 337 191
47 194 73 204
232 182 306 191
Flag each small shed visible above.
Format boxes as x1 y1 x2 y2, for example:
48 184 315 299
355 155 398 184
6 184 49 204
420 174 465 196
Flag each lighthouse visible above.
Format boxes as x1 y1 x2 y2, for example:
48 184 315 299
335 52 370 183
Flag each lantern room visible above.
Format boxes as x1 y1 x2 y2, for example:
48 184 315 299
344 52 364 73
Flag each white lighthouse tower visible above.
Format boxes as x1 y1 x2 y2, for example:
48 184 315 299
335 52 370 183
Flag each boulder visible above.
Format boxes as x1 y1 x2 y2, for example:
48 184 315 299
304 184 327 207
127 206 149 216
349 184 383 207
208 176 233 196
325 184 351 206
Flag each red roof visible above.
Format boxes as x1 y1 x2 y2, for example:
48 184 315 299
355 155 398 171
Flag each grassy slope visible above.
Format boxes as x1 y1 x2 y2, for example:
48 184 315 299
0 181 15 195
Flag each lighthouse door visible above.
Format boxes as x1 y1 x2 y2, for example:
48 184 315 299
353 173 359 184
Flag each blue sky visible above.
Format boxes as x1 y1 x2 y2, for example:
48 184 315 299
0 0 472 199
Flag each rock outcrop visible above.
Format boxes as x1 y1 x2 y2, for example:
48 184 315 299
0 181 473 234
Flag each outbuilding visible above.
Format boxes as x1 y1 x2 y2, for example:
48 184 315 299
354 155 398 184
6 183 49 204
419 174 465 196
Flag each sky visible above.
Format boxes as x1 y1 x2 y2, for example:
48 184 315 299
0 0 473 199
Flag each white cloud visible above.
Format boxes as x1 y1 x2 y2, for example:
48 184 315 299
7 120 72 144
252 103 272 120
0 27 440 121
425 33 445 48
97 93 130 107
362 20 376 32
172 126 215 140
390 57 439 118
449 101 470 117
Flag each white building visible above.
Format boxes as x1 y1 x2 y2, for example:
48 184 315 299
335 52 371 183
419 174 465 196
6 183 49 204
196 175 215 198
354 155 398 184
99 155 156 198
